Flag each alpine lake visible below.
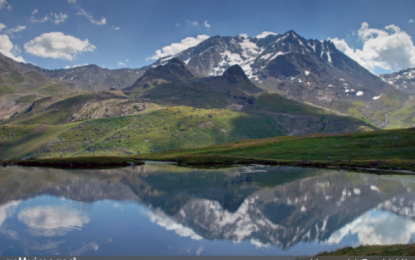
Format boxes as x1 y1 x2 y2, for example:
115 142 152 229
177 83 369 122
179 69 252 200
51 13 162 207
0 161 415 256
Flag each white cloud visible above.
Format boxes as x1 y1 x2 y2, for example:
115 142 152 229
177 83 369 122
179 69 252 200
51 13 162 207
70 1 106 25
0 200 20 227
118 59 129 67
255 31 278 39
8 25 26 33
64 63 88 69
0 23 26 38
330 22 415 72
409 19 414 24
239 33 248 38
52 13 69 24
175 23 180 27
204 20 210 28
147 34 209 60
24 32 96 60
0 0 12 11
30 15 49 23
30 12 68 24
0 34 25 62
185 20 198 26
111 26 120 30
18 205 90 237
327 210 415 245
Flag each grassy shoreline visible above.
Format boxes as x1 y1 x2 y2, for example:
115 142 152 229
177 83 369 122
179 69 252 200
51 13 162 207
317 244 415 256
1 156 144 168
2 154 414 175
138 154 415 174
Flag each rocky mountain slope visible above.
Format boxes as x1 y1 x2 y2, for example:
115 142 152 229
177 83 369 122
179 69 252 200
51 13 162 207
151 31 407 128
124 58 262 109
380 67 415 94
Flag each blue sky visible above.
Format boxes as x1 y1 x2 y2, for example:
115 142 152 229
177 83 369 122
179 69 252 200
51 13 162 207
0 0 415 74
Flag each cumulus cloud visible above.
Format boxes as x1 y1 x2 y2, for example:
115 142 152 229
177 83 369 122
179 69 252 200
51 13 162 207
0 23 6 32
185 20 198 26
409 19 414 24
239 33 248 38
147 34 209 60
69 0 106 25
255 31 278 39
0 34 25 62
330 22 415 73
0 0 12 11
30 12 69 25
204 20 210 28
24 32 96 60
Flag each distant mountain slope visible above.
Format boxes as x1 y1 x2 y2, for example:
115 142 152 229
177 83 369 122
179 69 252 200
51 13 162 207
150 31 403 128
380 67 415 94
0 52 145 92
42 65 145 91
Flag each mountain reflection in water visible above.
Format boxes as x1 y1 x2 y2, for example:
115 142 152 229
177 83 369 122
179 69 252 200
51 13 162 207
0 162 415 255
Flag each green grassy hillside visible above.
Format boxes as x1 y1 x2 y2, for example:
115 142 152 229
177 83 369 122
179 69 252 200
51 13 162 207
0 91 377 159
144 127 415 162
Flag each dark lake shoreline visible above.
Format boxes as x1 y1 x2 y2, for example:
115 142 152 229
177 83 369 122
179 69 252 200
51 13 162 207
3 155 414 176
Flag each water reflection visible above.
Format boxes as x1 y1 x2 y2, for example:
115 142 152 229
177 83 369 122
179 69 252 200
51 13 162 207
0 163 414 255
18 203 90 237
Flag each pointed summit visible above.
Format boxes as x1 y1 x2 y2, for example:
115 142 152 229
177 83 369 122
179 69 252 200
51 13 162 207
124 58 193 91
223 65 250 84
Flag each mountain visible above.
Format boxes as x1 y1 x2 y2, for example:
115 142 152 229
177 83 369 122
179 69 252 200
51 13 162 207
380 67 415 94
0 52 145 122
151 31 402 127
1 54 377 159
124 58 262 108
0 52 145 92
43 64 145 91
124 57 194 92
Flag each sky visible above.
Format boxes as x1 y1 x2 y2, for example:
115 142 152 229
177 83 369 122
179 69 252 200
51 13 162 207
0 0 415 75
